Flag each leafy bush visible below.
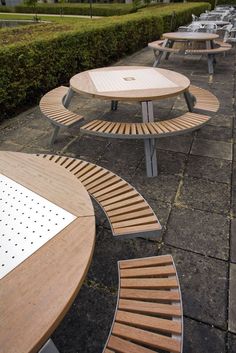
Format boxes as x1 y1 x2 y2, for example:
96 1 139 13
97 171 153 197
14 3 136 16
0 3 210 119
0 5 14 12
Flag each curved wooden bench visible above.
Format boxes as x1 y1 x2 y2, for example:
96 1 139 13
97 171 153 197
81 112 210 139
189 85 219 112
185 40 231 54
39 86 84 145
148 39 231 55
149 39 231 73
104 255 183 353
148 40 180 53
36 154 162 238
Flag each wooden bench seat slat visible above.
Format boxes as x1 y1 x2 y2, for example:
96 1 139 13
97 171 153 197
81 111 211 139
101 190 139 207
103 255 183 353
120 255 173 269
110 208 153 223
36 154 161 238
120 265 176 278
114 223 162 236
121 277 178 289
112 322 181 353
97 121 114 133
113 215 158 230
82 169 112 187
120 288 180 301
116 310 182 335
93 180 129 198
107 335 157 353
87 175 122 194
119 299 181 317
104 348 115 353
104 195 145 212
96 185 133 202
106 204 150 218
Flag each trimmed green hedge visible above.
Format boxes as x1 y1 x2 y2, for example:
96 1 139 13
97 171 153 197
0 6 14 13
187 0 236 9
4 3 136 17
0 3 210 119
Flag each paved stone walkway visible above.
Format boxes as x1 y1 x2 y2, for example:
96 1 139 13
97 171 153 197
1 47 236 353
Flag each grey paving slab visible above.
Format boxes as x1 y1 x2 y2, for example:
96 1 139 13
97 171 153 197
52 284 116 353
186 155 232 184
208 114 233 128
64 134 110 163
132 174 180 204
87 228 158 288
228 333 236 353
156 134 193 154
165 207 229 260
159 245 228 328
0 141 23 152
231 219 236 264
97 139 143 179
183 318 226 353
191 138 232 161
177 177 231 215
229 263 236 334
137 150 186 177
196 125 232 142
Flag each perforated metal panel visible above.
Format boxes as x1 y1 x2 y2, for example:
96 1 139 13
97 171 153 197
0 174 76 279
89 69 178 92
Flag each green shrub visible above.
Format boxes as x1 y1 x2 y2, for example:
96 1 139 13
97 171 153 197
187 0 236 9
0 3 210 119
0 5 14 13
14 3 136 17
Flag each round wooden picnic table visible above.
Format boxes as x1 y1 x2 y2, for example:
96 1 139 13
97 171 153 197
149 31 229 75
162 32 219 41
70 66 190 101
66 66 191 177
0 151 96 353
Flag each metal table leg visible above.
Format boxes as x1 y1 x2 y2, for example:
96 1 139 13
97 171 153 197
111 100 118 111
153 50 163 67
141 101 158 177
184 90 195 112
39 339 60 353
49 87 74 145
63 87 74 108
